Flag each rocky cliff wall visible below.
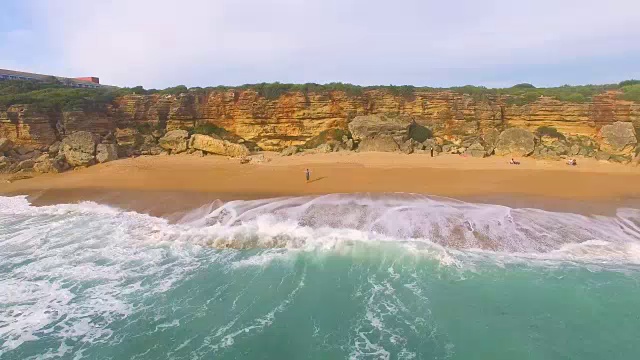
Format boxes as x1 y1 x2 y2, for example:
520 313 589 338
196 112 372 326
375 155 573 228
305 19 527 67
1 89 639 152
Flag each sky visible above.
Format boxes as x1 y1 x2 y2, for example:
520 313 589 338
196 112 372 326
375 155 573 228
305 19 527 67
1 0 639 89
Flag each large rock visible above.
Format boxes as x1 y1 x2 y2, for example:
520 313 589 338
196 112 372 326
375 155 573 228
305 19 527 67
61 131 97 167
465 143 487 158
189 134 250 157
481 129 500 155
495 128 535 156
33 155 64 173
0 138 12 153
18 159 35 170
159 130 189 153
600 122 637 155
358 135 399 152
0 156 9 171
96 143 118 163
348 115 411 142
280 145 299 156
48 141 61 155
139 135 163 155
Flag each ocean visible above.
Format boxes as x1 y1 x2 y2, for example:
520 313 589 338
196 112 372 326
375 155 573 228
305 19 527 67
1 193 640 360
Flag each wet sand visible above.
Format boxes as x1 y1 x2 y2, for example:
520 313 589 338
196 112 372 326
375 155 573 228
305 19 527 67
2 152 640 217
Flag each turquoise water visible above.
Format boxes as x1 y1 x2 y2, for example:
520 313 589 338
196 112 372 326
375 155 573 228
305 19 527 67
1 194 640 359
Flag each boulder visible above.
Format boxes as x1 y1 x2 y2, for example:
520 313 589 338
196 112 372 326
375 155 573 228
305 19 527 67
481 129 500 155
151 130 165 139
96 144 118 163
48 141 62 155
600 122 637 155
495 128 535 156
344 138 354 151
0 156 10 171
358 135 399 152
18 159 35 170
348 115 412 142
159 130 189 154
570 144 580 156
15 146 30 156
0 138 12 153
247 154 269 164
61 131 97 167
189 134 250 157
423 139 442 153
400 139 419 154
139 135 163 155
465 143 486 158
281 145 299 156
33 156 64 173
315 143 333 153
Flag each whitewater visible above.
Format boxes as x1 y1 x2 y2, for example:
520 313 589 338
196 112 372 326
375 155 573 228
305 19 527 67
1 193 640 359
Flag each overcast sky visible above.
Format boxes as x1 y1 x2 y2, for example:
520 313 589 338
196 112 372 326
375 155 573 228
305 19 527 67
1 0 639 88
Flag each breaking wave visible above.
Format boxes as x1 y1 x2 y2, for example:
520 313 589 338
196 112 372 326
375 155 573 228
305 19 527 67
2 193 640 265
2 194 640 359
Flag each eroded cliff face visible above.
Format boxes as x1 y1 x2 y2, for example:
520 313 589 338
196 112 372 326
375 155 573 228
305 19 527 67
1 89 639 152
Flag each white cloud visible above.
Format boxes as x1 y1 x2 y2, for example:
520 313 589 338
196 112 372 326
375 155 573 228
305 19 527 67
21 0 640 87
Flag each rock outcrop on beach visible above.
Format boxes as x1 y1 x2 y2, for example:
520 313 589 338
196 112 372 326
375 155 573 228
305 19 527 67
60 131 98 167
159 130 189 154
2 87 640 175
599 121 637 155
189 134 250 157
495 128 535 157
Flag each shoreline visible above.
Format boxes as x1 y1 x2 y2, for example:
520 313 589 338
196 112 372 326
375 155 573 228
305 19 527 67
2 152 640 217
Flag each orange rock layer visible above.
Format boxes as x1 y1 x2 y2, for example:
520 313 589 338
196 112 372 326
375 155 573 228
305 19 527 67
2 90 639 151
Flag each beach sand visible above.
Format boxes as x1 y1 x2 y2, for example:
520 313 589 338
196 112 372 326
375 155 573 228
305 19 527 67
2 152 640 216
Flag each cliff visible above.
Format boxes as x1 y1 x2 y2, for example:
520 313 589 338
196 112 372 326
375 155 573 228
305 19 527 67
1 88 639 154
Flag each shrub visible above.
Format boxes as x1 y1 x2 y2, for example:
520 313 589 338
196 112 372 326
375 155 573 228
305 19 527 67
192 123 225 136
535 126 565 140
158 85 188 95
408 123 433 142
619 80 640 87
563 93 587 103
512 83 536 89
621 84 640 102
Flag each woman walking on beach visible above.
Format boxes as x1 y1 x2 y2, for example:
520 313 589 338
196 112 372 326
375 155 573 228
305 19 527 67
305 168 311 182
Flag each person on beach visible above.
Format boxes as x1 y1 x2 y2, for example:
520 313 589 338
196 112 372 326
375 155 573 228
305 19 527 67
509 158 520 165
305 168 311 182
430 147 434 157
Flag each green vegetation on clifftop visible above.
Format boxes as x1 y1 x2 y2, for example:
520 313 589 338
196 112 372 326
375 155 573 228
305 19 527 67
1 79 639 113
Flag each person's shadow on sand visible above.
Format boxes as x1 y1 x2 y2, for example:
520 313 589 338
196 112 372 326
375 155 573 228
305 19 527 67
307 176 327 184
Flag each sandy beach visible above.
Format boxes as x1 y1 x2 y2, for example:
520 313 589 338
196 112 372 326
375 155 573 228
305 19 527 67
2 152 640 216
